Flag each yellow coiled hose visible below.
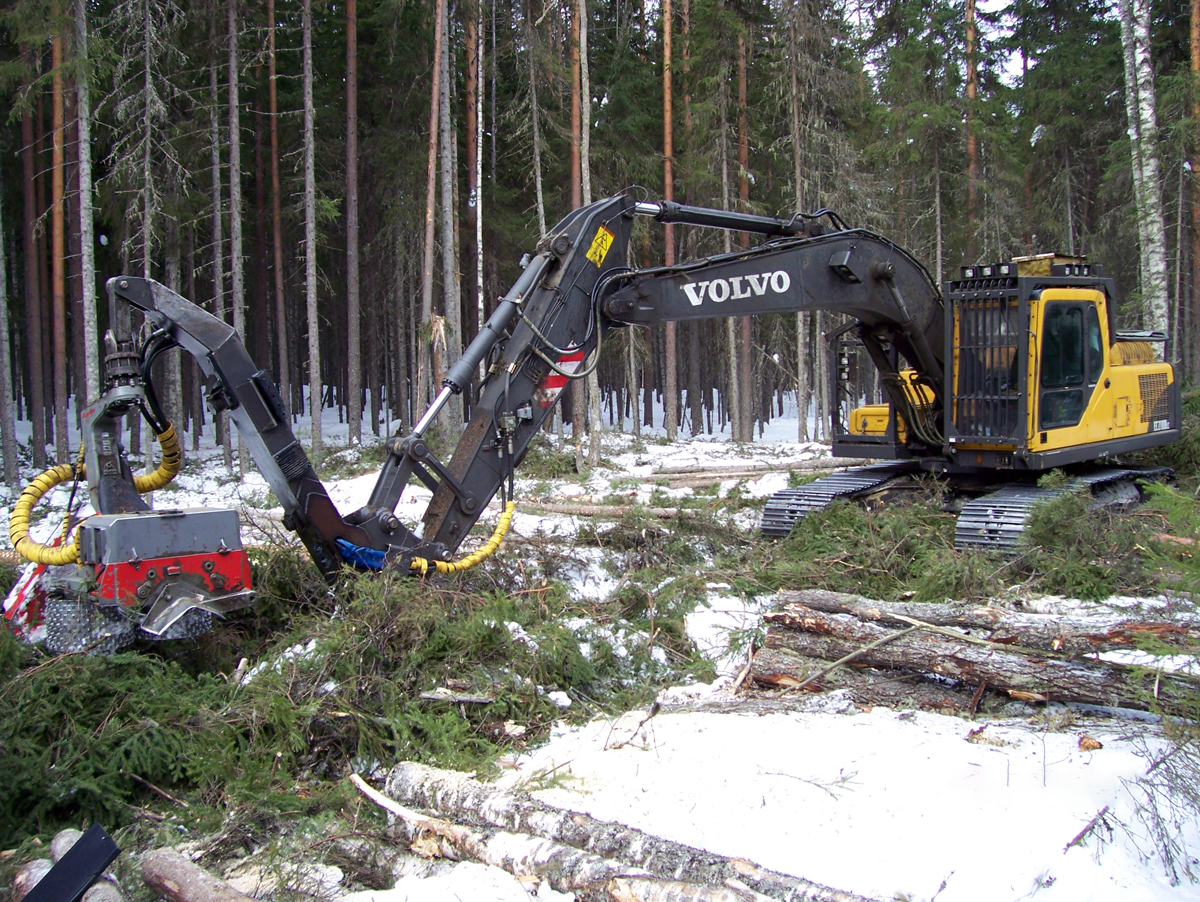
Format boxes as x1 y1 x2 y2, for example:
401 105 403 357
409 501 515 575
8 424 182 566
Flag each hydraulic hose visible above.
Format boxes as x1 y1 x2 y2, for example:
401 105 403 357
133 423 182 493
9 424 182 566
410 501 516 575
9 464 83 566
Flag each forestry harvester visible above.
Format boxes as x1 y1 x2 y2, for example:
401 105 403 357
5 194 1179 652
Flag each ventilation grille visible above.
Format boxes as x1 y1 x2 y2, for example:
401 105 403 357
953 297 1021 440
1139 373 1171 424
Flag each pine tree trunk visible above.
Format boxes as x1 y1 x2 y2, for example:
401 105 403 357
302 0 322 453
965 0 978 259
164 215 183 430
74 0 98 403
662 0 677 443
934 138 943 286
229 0 247 470
346 0 362 442
209 38 231 469
475 0 484 378
1192 0 1200 378
0 186 16 489
267 0 290 413
579 0 603 464
735 31 752 443
438 2 461 433
51 22 69 462
21 77 47 469
420 0 445 414
788 5 808 443
527 12 547 240
718 66 740 440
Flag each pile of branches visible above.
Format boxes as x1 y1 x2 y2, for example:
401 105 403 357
750 590 1200 717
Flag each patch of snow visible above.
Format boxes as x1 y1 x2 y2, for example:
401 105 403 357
501 707 1198 901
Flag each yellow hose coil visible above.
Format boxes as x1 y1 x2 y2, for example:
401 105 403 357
410 501 515 575
133 423 182 493
8 424 181 566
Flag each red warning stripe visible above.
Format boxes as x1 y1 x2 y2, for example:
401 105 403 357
536 349 585 401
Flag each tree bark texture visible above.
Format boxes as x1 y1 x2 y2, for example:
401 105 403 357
51 22 69 461
735 32 753 442
302 0 322 452
0 185 16 488
141 850 256 902
21 78 47 469
420 0 445 411
758 603 1200 714
438 0 461 433
663 0 677 443
383 762 873 902
75 0 99 402
965 0 977 256
774 590 1200 657
208 36 231 470
346 0 361 443
267 0 289 411
1119 0 1169 336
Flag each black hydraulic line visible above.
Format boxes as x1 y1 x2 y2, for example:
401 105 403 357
644 200 807 237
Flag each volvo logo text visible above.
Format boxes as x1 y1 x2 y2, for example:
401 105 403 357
680 270 791 306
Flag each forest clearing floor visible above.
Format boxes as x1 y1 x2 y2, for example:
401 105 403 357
4 403 1200 902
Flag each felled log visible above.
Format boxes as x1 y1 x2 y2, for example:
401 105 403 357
13 860 53 902
523 502 701 519
141 850 256 902
750 646 973 713
653 459 877 477
776 589 1200 656
761 603 1200 713
382 763 874 902
352 775 855 902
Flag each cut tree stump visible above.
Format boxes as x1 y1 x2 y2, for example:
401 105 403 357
380 763 876 902
775 590 1200 656
141 850 256 902
760 603 1200 713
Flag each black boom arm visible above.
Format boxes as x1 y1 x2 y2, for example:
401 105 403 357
108 195 943 577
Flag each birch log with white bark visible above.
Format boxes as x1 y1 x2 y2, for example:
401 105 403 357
774 590 1200 656
759 603 1200 713
382 763 876 902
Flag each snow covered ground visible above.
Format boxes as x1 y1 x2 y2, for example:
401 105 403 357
4 402 1200 901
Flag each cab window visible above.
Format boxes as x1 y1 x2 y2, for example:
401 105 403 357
1039 303 1094 430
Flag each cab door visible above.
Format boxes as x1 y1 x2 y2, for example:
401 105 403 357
1032 290 1108 450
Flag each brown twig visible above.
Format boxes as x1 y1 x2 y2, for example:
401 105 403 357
1064 805 1110 853
606 701 661 750
969 681 988 720
787 626 922 693
120 769 189 808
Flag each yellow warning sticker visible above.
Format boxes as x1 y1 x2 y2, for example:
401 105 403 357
585 225 615 267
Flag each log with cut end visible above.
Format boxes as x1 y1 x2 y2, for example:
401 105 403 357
381 762 875 902
775 589 1200 656
761 603 1200 713
356 772 876 902
141 850 256 902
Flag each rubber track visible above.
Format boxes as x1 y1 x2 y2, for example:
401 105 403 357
954 466 1174 553
760 461 923 538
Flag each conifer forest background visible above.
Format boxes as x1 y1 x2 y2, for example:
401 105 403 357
0 0 1197 481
